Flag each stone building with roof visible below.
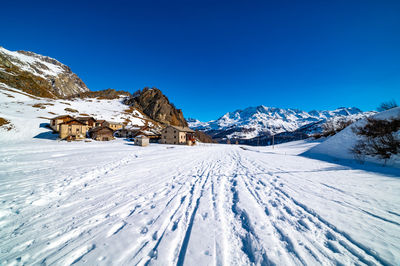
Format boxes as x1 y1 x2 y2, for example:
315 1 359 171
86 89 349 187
59 119 88 140
89 126 114 141
50 115 74 132
160 125 195 145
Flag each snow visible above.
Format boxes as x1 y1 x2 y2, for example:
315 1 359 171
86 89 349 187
0 139 399 265
188 105 375 140
0 83 149 143
1 83 400 265
0 47 64 79
305 107 400 168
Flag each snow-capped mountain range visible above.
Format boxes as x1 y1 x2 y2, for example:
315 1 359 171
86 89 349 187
0 46 89 98
188 106 375 141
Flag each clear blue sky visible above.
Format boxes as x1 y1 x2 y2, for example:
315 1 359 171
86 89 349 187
2 0 400 121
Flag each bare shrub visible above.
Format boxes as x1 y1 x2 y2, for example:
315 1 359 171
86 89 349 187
377 100 398 112
351 117 400 161
322 119 353 137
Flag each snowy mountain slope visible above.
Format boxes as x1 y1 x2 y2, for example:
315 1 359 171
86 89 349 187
0 46 89 98
0 141 399 265
304 107 400 167
188 106 375 141
0 82 155 143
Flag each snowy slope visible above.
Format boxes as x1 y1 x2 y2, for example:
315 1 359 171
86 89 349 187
0 141 399 265
0 47 65 79
0 46 89 98
0 83 152 143
305 107 400 167
188 106 374 140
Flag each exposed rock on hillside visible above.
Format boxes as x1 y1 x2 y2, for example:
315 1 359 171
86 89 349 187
194 130 217 143
124 88 188 127
0 47 89 98
68 88 131 100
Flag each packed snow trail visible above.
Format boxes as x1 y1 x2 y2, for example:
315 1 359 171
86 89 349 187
0 140 399 265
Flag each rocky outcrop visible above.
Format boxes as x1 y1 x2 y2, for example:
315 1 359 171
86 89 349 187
123 88 188 127
0 47 89 98
68 88 131 100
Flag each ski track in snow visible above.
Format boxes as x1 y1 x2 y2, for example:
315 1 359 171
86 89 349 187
0 140 399 265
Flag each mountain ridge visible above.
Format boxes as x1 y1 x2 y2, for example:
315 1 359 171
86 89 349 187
0 46 89 98
188 105 376 144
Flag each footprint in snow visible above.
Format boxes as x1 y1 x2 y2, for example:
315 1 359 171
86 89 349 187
141 227 148 234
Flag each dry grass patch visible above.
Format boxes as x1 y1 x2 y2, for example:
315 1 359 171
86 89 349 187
123 118 132 126
32 103 54 109
124 106 135 114
64 108 79 113
0 117 13 131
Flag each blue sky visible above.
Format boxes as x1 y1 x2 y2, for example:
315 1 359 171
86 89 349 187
2 0 400 121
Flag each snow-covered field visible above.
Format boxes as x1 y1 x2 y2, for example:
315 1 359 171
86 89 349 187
1 139 399 265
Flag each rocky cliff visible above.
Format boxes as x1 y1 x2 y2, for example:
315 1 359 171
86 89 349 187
0 47 89 98
123 88 188 127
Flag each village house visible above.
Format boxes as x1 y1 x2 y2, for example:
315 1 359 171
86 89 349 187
135 126 161 143
95 120 106 127
115 125 161 142
114 126 141 138
135 135 149 146
59 119 88 140
160 125 195 145
76 116 96 129
50 115 74 132
104 121 123 131
89 126 115 141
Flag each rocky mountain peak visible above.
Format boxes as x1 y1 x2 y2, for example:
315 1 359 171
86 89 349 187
123 87 188 127
0 46 89 98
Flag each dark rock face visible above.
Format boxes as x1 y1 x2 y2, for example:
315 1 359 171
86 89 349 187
124 88 188 127
0 47 89 98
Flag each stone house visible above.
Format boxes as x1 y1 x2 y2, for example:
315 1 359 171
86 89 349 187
89 126 114 141
59 119 88 140
135 135 149 146
77 117 96 129
50 115 74 132
115 128 135 138
95 120 106 127
160 125 195 145
104 121 123 131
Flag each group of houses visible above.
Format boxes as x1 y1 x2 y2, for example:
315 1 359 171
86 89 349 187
49 115 123 141
49 115 196 146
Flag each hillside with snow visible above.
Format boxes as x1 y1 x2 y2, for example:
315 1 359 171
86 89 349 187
188 106 375 142
0 47 89 98
0 82 154 143
305 106 400 168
